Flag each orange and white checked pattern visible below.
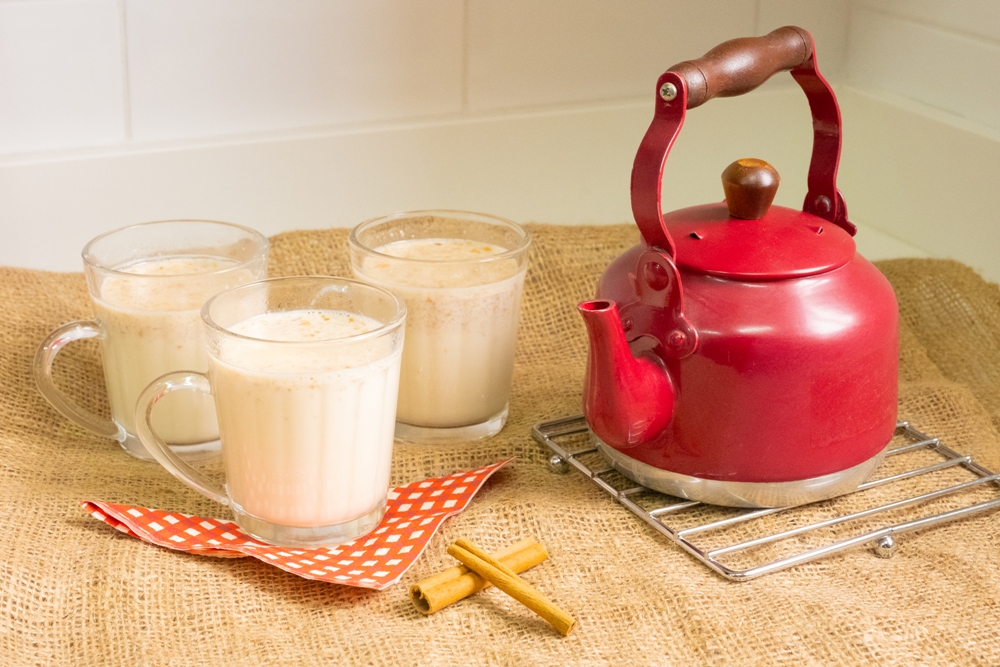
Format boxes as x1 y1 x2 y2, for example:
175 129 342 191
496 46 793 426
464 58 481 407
82 459 510 591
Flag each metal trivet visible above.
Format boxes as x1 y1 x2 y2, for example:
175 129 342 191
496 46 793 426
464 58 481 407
533 416 1000 581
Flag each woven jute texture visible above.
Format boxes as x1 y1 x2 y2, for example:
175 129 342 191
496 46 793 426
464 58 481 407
2 224 999 666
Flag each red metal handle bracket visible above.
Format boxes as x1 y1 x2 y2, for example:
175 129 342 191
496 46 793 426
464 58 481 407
620 250 698 359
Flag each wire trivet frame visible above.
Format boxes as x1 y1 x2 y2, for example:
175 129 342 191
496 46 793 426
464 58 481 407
533 416 1000 581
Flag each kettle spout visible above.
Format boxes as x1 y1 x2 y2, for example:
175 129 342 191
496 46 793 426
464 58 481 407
579 300 675 450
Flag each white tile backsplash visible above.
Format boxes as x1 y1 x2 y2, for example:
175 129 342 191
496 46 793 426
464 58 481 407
0 1 993 151
465 0 757 110
855 0 1000 44
2 0 998 279
848 7 1000 131
0 0 124 154
125 0 464 142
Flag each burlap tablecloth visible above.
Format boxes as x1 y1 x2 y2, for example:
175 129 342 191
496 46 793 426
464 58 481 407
2 224 999 666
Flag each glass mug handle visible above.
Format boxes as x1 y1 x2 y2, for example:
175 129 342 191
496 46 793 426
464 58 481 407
33 320 122 440
135 372 228 505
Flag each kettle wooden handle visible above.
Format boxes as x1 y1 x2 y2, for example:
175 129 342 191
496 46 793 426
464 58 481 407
670 27 812 109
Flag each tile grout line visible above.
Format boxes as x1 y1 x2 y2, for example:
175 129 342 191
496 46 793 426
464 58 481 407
461 0 469 112
118 0 132 142
0 95 658 169
844 0 857 84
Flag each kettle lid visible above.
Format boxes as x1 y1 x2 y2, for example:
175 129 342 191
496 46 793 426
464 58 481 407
666 158 856 280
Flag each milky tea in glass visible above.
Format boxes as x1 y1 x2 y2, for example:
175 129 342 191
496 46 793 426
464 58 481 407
34 220 268 460
135 277 406 546
349 211 530 444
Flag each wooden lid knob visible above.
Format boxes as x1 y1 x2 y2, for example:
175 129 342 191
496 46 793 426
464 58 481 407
722 158 780 219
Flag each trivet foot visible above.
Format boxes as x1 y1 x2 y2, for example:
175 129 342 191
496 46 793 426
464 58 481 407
872 535 897 558
547 455 569 474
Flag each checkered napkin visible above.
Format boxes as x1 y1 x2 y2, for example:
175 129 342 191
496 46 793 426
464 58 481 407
82 459 511 591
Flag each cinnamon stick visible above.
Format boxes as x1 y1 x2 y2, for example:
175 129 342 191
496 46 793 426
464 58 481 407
448 538 576 636
410 537 547 614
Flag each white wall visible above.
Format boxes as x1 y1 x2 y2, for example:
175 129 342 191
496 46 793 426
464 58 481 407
849 1 1000 132
839 0 1000 282
0 0 997 283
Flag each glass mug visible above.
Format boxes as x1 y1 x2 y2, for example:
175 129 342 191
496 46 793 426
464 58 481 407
135 277 406 547
349 210 530 444
34 220 268 461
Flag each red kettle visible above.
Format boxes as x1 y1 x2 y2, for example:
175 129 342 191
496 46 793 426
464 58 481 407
579 27 899 508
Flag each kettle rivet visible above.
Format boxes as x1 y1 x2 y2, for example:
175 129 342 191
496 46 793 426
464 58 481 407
622 317 633 332
814 195 832 214
659 82 677 102
642 261 671 291
668 331 687 348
